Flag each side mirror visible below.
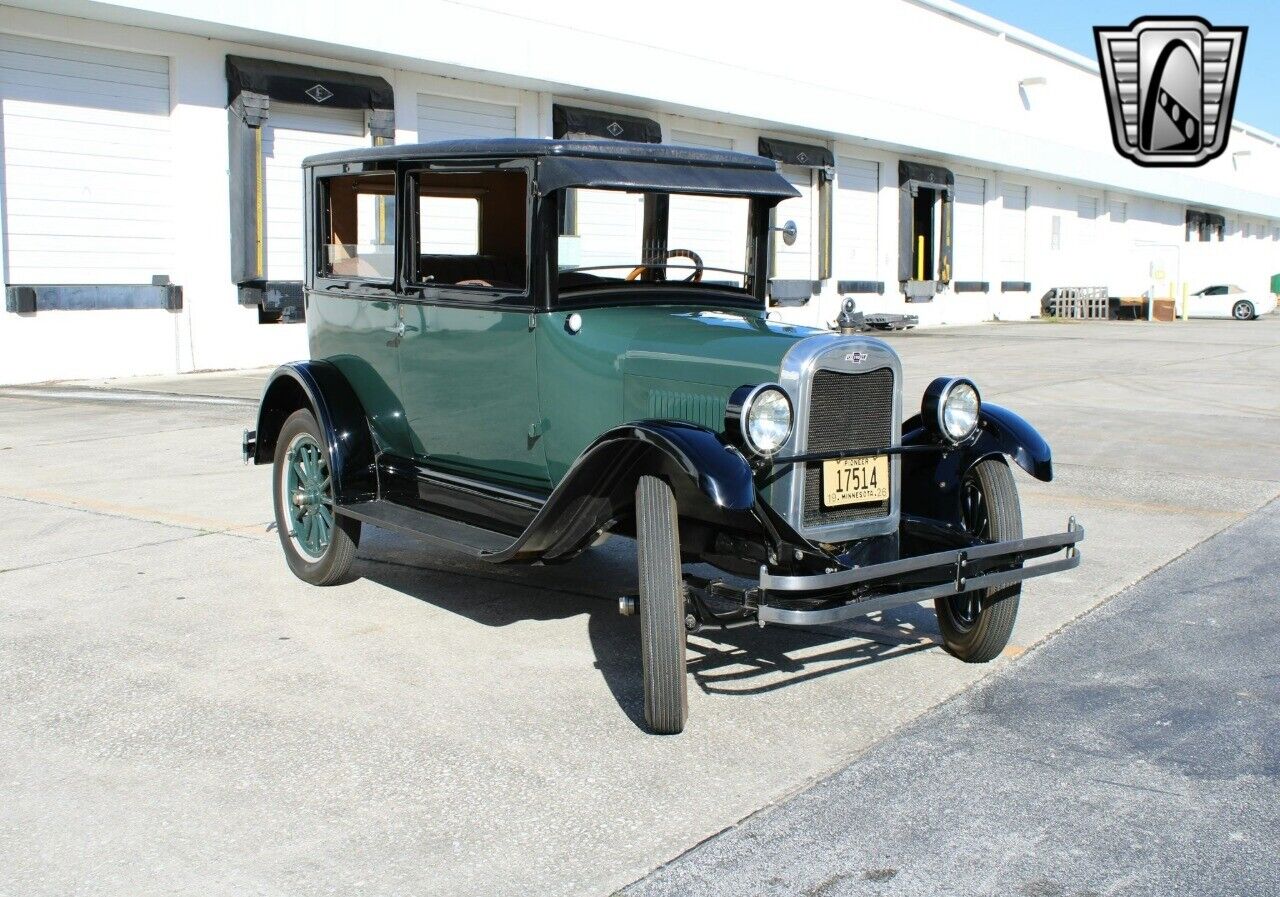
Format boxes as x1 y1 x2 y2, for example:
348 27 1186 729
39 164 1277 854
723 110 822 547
772 219 798 246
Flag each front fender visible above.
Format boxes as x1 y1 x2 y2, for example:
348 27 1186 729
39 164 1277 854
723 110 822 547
251 361 377 504
485 420 756 563
900 403 1052 531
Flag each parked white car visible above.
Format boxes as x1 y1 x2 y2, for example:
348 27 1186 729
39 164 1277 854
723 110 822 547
1187 285 1277 320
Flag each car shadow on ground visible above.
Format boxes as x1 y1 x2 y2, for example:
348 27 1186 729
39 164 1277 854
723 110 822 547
353 527 942 731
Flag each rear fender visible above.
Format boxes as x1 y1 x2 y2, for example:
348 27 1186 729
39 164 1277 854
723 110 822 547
250 361 377 504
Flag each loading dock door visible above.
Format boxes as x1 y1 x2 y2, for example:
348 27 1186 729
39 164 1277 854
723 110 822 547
417 93 516 141
834 157 879 282
953 175 986 283
0 34 173 285
1000 184 1028 284
772 165 814 279
263 103 369 283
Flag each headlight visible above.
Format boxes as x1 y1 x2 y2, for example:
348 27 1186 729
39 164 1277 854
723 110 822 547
726 384 793 457
922 377 981 443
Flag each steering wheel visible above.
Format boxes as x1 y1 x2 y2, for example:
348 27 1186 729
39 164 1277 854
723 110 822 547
626 249 705 283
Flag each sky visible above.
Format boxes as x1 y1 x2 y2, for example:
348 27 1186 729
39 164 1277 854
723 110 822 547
961 1 1278 134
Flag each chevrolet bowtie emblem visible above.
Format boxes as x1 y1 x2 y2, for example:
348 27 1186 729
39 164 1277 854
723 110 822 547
844 351 868 365
1094 16 1247 167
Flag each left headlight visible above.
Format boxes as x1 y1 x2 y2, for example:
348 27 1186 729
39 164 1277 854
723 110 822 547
726 384 793 457
922 377 981 443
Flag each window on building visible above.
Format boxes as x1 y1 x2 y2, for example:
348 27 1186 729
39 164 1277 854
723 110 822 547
1050 215 1061 251
319 172 395 281
1109 200 1128 225
412 168 528 291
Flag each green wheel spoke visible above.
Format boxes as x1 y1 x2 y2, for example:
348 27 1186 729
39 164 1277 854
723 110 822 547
282 434 335 559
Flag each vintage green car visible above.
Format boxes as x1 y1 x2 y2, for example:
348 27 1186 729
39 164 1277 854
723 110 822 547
243 138 1083 734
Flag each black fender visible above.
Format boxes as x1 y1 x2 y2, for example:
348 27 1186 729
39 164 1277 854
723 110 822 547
900 403 1052 532
250 361 378 504
486 420 757 563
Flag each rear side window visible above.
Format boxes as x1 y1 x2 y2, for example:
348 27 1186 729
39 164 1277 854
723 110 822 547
412 168 528 292
318 172 395 281
420 196 480 255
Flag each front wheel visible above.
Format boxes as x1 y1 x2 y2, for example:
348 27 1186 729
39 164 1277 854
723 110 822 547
272 408 361 586
1232 300 1255 321
635 475 688 734
934 458 1021 663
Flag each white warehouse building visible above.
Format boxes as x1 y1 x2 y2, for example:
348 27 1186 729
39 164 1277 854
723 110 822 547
1 0 1278 384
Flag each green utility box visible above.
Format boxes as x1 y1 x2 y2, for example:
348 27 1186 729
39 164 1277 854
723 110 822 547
1271 272 1280 295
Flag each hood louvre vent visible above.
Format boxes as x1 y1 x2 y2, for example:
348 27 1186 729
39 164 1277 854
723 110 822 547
648 388 727 431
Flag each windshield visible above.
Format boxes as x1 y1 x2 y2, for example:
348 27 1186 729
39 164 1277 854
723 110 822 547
557 188 752 294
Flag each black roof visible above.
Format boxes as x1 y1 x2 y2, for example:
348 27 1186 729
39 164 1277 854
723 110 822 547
303 137 779 171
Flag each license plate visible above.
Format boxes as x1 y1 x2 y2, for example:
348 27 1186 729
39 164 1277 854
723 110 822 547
822 455 890 508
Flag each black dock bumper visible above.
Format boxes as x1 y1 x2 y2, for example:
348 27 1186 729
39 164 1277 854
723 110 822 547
756 518 1084 627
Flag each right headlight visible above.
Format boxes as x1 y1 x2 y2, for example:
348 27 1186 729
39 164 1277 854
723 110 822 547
922 377 981 443
726 383 793 457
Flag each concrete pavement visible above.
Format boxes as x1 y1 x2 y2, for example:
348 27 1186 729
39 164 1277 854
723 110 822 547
1 317 1277 896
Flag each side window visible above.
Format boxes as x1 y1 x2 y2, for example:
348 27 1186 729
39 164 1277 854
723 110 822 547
420 196 480 255
413 168 528 292
319 172 395 281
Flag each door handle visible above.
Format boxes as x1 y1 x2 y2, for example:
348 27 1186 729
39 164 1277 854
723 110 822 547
384 321 406 337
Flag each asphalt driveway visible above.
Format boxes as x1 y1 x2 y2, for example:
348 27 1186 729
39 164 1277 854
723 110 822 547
1 317 1277 896
623 498 1280 897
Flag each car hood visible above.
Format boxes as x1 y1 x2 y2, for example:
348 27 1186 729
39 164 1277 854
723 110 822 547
601 305 819 387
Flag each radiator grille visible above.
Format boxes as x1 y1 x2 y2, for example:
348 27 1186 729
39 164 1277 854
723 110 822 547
803 367 895 526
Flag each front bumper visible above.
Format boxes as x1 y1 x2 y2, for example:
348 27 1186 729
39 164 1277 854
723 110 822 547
241 428 257 465
748 518 1083 627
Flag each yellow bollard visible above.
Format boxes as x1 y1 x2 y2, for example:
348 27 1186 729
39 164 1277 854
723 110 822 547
917 235 925 281
1181 282 1189 321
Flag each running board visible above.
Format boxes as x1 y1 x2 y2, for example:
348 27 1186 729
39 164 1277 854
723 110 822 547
337 500 515 557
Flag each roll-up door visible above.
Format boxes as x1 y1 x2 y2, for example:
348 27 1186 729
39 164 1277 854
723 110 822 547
833 156 878 281
999 184 1027 283
262 102 368 282
1109 199 1127 225
953 175 985 283
1076 195 1098 259
0 34 172 284
670 130 733 150
417 93 516 141
772 165 813 279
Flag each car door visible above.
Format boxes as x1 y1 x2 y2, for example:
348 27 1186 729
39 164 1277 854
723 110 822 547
396 162 550 492
307 165 412 456
1187 284 1226 318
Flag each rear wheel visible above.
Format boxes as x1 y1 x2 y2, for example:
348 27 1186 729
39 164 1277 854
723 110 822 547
635 475 688 734
1232 300 1255 321
272 408 361 586
934 458 1021 663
